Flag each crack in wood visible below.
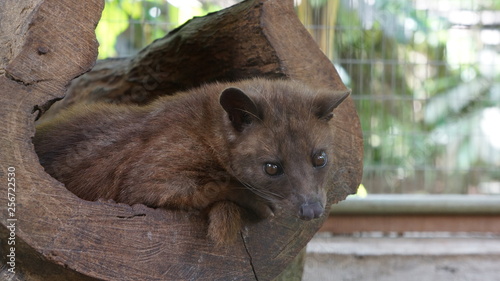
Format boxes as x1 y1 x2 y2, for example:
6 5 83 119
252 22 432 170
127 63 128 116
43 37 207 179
116 214 146 219
241 231 259 281
4 70 49 87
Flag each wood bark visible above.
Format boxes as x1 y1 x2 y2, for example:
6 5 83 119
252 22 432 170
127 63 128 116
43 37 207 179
0 0 363 280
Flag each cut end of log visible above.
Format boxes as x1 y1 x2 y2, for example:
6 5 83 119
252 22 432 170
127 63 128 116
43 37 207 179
1 0 362 280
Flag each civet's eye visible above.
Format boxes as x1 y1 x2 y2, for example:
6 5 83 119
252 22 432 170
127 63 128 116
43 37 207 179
312 151 328 168
264 163 284 176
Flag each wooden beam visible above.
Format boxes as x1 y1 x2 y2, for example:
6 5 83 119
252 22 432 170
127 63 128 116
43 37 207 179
322 195 500 234
320 214 500 234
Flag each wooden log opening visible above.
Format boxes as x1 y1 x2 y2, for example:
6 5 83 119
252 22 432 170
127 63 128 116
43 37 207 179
0 0 363 280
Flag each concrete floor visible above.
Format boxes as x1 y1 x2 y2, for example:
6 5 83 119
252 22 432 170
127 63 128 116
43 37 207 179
303 235 500 281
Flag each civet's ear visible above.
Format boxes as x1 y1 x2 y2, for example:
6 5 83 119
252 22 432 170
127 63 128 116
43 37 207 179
220 87 260 132
314 90 350 121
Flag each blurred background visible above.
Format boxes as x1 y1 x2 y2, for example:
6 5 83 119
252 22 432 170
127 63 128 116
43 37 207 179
96 0 500 196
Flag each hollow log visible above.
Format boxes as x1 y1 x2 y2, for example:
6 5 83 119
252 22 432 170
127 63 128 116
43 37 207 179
0 0 363 280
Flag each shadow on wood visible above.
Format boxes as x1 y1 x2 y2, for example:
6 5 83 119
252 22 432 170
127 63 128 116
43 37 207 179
0 0 363 280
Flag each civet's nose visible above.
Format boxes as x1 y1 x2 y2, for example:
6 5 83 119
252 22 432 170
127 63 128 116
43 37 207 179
299 200 324 220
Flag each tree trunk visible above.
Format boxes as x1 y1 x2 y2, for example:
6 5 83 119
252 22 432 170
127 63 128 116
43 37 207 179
0 0 363 280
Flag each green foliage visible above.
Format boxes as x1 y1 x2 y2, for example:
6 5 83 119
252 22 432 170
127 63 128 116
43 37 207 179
96 0 226 58
97 0 142 58
328 0 500 194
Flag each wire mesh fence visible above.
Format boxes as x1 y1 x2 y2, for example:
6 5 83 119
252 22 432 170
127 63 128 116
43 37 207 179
302 0 500 194
96 0 500 195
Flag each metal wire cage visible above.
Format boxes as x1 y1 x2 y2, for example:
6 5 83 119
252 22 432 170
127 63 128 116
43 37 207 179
299 0 500 194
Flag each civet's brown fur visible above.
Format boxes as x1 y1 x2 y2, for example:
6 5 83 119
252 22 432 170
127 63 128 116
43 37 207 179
33 78 349 245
